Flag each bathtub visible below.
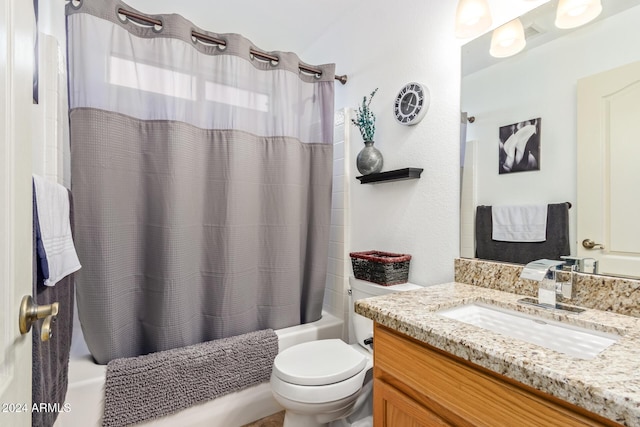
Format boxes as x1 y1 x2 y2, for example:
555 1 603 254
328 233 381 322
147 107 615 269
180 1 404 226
54 312 344 427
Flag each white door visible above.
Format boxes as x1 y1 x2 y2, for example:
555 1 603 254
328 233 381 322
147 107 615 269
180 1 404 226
1 0 34 425
577 61 640 277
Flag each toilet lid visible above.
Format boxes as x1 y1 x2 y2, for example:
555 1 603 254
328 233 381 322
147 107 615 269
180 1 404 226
273 339 368 386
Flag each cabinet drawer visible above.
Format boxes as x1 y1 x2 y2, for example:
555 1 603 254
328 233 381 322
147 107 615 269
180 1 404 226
374 323 619 427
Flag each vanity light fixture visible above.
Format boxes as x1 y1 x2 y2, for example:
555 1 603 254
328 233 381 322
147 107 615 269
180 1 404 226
455 0 493 39
489 18 526 58
555 0 603 29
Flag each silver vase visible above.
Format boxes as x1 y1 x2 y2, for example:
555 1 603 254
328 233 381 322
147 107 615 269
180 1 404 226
356 141 383 175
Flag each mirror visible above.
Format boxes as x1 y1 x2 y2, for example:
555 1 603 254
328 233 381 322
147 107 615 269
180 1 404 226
460 0 640 278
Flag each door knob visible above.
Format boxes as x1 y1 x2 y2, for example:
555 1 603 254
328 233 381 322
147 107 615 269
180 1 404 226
18 295 59 341
582 239 604 250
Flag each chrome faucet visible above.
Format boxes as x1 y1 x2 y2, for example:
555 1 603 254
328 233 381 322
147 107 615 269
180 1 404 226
560 255 599 274
519 259 582 312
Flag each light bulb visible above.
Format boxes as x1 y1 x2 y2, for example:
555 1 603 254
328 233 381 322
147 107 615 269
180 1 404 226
490 18 526 58
555 0 602 29
455 0 493 39
568 5 589 16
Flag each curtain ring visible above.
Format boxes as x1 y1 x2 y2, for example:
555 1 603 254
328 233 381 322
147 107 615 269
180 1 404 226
191 31 227 51
116 6 164 33
116 7 128 24
250 49 279 66
70 0 83 10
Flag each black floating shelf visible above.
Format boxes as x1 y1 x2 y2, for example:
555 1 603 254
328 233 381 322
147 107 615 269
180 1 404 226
356 167 423 184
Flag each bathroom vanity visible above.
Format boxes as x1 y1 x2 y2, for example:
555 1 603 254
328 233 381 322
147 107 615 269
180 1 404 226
373 324 618 426
355 279 640 426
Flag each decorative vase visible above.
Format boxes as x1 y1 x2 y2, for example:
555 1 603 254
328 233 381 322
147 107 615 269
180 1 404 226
356 141 383 175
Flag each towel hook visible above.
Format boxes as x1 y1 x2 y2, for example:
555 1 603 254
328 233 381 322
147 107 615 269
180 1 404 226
18 295 59 341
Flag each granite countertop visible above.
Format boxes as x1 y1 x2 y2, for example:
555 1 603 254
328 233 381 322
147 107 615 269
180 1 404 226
355 282 640 426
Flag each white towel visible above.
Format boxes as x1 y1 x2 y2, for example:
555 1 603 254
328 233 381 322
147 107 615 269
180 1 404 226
491 204 547 242
33 174 81 286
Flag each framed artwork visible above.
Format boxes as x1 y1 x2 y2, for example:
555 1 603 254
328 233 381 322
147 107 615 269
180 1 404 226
498 118 540 174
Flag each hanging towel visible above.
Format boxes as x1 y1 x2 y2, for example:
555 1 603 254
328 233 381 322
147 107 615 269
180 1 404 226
491 204 547 242
475 203 570 265
32 174 81 286
33 182 50 282
32 188 75 427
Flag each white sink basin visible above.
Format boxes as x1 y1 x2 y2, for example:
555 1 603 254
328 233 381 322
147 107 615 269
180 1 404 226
438 303 620 360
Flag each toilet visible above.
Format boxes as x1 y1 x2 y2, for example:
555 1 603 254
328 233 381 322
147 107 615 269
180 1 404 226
270 277 421 427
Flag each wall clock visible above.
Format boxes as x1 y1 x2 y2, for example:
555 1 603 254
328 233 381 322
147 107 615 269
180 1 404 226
393 82 430 125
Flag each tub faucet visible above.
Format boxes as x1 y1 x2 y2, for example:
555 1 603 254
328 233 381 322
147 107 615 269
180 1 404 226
520 259 574 308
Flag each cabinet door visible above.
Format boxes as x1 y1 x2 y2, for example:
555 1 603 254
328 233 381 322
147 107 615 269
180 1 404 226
374 378 452 427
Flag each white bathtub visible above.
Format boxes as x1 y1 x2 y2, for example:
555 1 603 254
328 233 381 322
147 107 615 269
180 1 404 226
54 312 344 427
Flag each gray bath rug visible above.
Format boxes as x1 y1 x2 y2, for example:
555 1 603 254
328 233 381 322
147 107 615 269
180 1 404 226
102 329 278 427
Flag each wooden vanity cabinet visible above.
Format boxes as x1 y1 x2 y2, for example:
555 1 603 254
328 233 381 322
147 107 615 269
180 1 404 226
373 323 621 427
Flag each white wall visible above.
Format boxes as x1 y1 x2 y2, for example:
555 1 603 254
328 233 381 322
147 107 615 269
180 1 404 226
462 5 640 255
302 1 462 286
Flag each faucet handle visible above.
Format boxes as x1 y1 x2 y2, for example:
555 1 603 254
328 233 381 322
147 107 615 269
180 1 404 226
560 256 598 273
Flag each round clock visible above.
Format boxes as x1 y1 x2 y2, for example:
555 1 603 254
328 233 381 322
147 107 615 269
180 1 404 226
393 82 430 125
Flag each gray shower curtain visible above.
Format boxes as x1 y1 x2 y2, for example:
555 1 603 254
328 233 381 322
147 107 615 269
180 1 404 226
67 0 334 364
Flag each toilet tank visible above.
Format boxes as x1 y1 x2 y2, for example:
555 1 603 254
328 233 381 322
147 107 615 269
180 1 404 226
349 277 421 352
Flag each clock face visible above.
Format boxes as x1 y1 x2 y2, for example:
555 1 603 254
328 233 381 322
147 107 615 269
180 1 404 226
394 82 430 125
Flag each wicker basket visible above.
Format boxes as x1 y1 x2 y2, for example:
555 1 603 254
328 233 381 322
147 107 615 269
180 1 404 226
349 251 411 286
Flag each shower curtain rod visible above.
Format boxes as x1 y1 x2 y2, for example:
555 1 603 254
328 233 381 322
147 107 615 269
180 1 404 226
118 8 348 85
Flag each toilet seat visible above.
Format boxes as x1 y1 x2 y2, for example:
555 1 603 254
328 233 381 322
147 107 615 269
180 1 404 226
273 339 368 386
271 368 368 404
271 339 371 404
